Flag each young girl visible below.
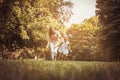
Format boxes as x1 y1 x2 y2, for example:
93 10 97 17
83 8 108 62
58 34 72 60
46 27 63 60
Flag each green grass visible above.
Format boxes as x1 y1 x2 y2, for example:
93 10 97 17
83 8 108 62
0 60 120 80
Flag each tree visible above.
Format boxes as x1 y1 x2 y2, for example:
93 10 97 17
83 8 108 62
0 0 73 59
96 0 120 61
67 16 99 60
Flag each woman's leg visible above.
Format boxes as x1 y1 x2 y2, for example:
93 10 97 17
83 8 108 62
50 42 59 60
50 43 54 60
51 52 55 60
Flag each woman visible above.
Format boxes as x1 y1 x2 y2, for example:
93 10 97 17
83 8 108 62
46 27 63 60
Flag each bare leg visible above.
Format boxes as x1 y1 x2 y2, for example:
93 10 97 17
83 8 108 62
54 53 57 61
51 52 55 60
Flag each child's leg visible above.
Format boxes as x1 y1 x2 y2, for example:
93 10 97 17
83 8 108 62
65 54 69 60
56 52 60 60
54 53 57 61
59 53 63 60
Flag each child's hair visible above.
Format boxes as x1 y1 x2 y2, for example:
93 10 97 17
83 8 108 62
63 34 69 41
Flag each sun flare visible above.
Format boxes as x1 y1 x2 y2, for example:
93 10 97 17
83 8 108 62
64 0 96 28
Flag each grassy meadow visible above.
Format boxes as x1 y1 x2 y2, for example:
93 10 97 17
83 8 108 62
0 60 120 80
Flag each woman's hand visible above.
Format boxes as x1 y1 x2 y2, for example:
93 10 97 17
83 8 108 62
46 45 49 48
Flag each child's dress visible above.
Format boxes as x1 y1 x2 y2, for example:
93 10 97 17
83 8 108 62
59 41 69 55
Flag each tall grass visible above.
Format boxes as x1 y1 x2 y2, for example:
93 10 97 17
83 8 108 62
0 60 120 80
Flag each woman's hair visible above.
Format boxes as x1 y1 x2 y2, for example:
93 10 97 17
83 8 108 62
49 27 55 38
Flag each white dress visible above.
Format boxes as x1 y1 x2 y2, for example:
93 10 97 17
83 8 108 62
59 41 69 55
50 42 59 54
49 31 62 60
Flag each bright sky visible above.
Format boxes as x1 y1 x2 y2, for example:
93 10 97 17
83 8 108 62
64 0 96 27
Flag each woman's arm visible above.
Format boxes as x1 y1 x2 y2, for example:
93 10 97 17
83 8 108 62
46 41 50 48
56 31 64 43
46 36 50 48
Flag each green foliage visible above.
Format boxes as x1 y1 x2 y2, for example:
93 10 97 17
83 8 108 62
0 0 73 59
67 16 100 61
96 0 120 60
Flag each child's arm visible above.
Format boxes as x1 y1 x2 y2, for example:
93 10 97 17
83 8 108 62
68 43 72 53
